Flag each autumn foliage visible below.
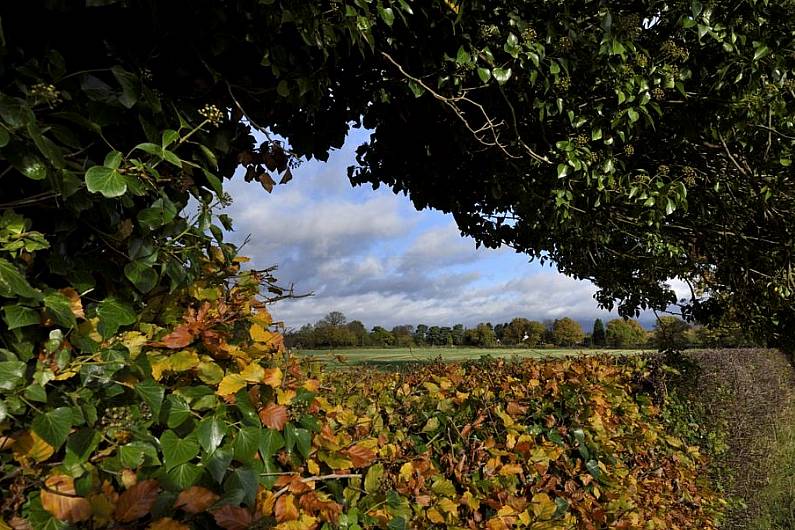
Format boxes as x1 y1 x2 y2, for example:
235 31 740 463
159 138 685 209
1 267 724 528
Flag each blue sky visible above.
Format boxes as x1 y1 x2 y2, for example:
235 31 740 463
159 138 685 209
222 128 679 330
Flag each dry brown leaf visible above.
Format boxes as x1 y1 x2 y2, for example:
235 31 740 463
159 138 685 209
174 486 220 514
211 505 254 530
58 287 85 319
346 444 376 468
259 403 288 430
148 517 191 530
274 494 299 523
150 325 194 349
113 479 160 523
40 475 92 523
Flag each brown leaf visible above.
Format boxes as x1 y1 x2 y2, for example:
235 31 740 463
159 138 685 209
148 517 190 530
211 505 254 530
150 325 195 349
346 444 376 468
174 486 220 514
58 288 85 319
259 403 288 430
40 475 92 523
114 479 160 523
274 494 299 523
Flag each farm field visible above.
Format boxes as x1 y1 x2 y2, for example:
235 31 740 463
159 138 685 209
295 346 650 366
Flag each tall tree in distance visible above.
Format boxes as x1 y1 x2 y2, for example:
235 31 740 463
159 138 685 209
592 319 606 347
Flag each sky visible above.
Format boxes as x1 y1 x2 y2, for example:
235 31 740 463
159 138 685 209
221 128 679 331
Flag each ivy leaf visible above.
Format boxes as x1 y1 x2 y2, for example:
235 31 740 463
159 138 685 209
162 395 191 429
124 260 158 293
119 441 160 468
137 197 178 230
166 463 203 490
205 446 233 484
85 165 126 198
0 360 26 390
31 407 73 449
259 428 285 459
233 427 261 462
197 416 227 454
492 67 512 84
160 430 200 470
96 296 136 338
43 291 77 328
2 304 40 329
0 257 42 300
135 380 165 419
378 6 395 26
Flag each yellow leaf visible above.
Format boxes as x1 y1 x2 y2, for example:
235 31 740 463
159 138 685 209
437 498 458 516
276 514 318 530
531 493 556 520
168 349 200 372
250 323 275 343
462 491 480 511
499 463 524 476
426 508 445 524
120 331 148 358
263 367 283 387
399 462 414 482
252 308 272 327
307 459 320 475
256 487 276 517
276 388 296 405
13 431 54 463
0 519 11 530
53 370 78 381
239 362 265 383
217 374 247 396
198 359 224 385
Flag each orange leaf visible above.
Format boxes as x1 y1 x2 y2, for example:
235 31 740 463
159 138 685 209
259 403 288 431
148 517 190 530
40 475 92 523
262 367 283 387
58 287 85 319
274 494 299 523
174 486 220 514
212 505 254 530
151 325 194 349
346 444 376 468
114 479 160 523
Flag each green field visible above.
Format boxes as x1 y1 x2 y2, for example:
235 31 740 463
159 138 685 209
295 346 649 367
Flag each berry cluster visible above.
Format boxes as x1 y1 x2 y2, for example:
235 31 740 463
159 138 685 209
682 166 697 186
29 83 62 106
521 26 537 43
661 40 689 62
634 54 649 68
555 75 571 91
657 164 670 176
624 144 635 156
199 104 224 127
652 87 666 101
479 24 500 39
617 14 642 38
558 36 573 52
574 134 589 147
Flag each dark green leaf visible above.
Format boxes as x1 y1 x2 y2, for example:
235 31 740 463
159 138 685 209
43 291 77 328
0 360 26 390
160 430 200 470
124 260 158 293
135 380 165 419
31 407 73 449
197 416 227 454
2 304 40 329
96 296 136 338
0 257 42 299
234 426 261 462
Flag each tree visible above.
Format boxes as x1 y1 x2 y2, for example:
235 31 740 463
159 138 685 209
502 318 545 346
320 311 347 328
413 324 429 346
465 323 497 347
347 320 369 346
369 326 395 347
391 325 415 347
653 316 691 351
606 319 648 348
452 324 466 346
552 318 585 347
592 319 606 347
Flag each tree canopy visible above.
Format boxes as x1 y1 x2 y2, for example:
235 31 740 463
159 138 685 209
4 0 792 345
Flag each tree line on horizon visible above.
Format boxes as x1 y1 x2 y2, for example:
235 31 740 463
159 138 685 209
284 311 762 350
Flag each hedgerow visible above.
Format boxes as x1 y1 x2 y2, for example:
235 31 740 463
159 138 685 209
1 271 724 529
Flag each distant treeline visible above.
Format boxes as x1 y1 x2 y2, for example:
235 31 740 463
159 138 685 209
284 312 762 350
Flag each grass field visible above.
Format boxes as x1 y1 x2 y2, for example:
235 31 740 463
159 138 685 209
295 346 649 367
